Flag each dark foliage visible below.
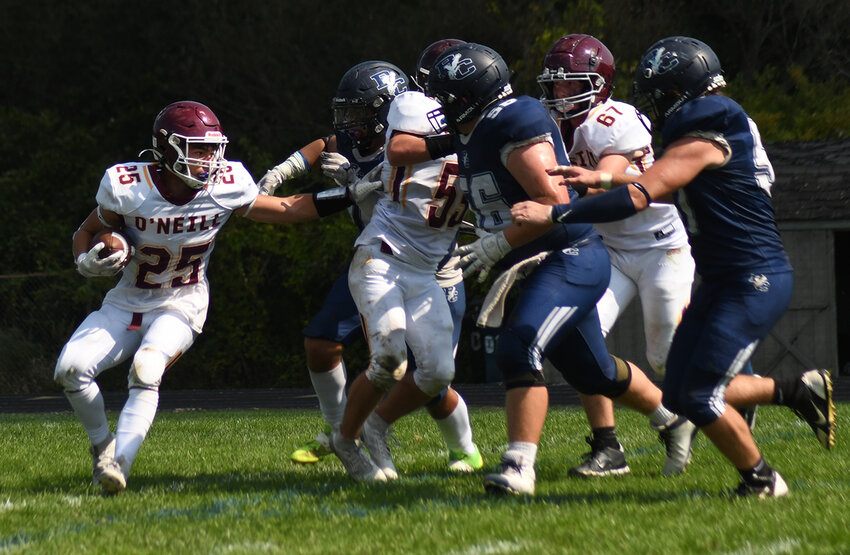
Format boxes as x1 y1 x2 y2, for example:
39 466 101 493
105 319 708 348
1 0 848 392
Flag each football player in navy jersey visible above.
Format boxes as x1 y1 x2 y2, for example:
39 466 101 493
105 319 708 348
257 61 396 465
258 58 481 474
512 36 836 497
427 43 693 496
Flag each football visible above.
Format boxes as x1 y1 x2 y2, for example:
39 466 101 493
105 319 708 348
90 228 132 268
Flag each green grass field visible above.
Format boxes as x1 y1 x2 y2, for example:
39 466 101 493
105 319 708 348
1 405 847 554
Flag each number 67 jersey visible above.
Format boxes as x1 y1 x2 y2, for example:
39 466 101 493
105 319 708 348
95 161 259 332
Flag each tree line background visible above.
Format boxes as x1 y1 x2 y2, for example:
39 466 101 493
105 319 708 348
2 0 850 393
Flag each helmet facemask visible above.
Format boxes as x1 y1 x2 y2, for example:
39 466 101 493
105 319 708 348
538 69 607 121
332 97 385 150
157 130 228 190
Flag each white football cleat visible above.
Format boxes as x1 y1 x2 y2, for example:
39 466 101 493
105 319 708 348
483 450 536 496
360 413 398 480
797 369 836 449
90 435 116 487
99 456 127 495
330 431 387 483
733 469 789 499
659 416 698 476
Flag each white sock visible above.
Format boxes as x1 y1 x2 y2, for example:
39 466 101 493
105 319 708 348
309 361 347 430
65 382 111 446
115 388 159 475
507 441 538 466
648 404 677 429
434 395 475 454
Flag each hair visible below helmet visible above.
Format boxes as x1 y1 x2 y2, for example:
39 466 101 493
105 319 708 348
632 36 726 128
412 38 467 95
537 34 615 121
331 60 408 150
151 101 228 189
426 43 513 132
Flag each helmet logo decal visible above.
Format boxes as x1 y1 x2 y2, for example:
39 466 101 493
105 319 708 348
643 47 679 78
370 70 406 95
439 53 476 80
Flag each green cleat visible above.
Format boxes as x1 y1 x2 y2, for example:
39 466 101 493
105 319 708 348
290 427 333 464
448 444 484 473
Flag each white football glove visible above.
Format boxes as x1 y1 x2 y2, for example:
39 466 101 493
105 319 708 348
346 164 384 203
257 168 284 196
320 151 358 186
75 243 126 278
452 230 512 282
257 151 309 195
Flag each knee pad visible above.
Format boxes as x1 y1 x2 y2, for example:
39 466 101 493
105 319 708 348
412 360 455 398
129 347 167 389
603 355 632 398
503 370 547 390
54 353 93 392
365 355 407 392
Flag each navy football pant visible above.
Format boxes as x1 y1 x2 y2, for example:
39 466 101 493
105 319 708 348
496 243 625 395
663 270 793 426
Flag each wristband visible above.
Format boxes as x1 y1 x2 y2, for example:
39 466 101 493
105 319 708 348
312 187 353 217
630 182 652 205
424 134 456 160
599 173 613 190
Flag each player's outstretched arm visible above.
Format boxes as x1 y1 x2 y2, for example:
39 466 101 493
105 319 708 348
257 136 334 195
243 193 321 223
241 169 382 224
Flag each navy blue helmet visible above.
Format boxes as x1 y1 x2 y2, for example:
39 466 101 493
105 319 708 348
426 43 513 132
632 36 726 128
331 60 408 149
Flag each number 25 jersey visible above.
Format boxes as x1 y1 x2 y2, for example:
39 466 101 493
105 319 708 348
95 161 258 331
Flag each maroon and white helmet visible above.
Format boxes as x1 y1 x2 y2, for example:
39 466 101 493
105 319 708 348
151 101 229 189
412 38 466 95
537 34 615 121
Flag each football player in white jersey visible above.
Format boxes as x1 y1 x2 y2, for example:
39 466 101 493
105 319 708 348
258 52 482 475
537 35 697 477
330 79 471 482
55 100 377 495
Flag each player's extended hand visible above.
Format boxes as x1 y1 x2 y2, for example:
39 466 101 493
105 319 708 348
546 165 600 188
511 201 555 226
257 167 285 196
321 151 358 186
452 230 511 282
75 243 126 278
346 165 383 204
258 152 309 195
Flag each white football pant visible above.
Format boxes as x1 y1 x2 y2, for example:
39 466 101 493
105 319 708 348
55 302 196 476
596 244 695 376
349 245 455 397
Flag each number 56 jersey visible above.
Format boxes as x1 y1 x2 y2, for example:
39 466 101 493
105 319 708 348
95 161 259 332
